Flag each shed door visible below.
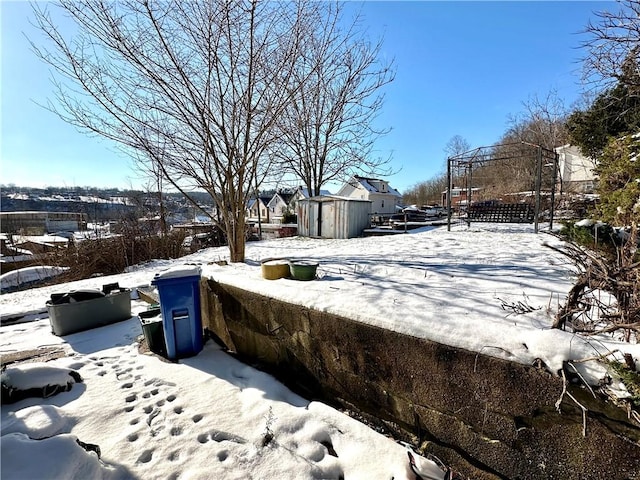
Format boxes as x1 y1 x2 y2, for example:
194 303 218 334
321 201 335 238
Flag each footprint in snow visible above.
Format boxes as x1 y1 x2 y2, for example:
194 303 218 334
147 408 161 426
197 430 246 445
136 449 153 464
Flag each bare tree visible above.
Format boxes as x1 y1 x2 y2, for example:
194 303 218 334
444 135 471 158
402 174 447 206
29 0 321 262
470 90 570 197
506 89 570 150
274 3 395 197
580 0 640 95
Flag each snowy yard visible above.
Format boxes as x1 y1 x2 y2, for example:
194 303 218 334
1 223 638 479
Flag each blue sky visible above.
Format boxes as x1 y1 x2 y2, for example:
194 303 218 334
1 1 612 193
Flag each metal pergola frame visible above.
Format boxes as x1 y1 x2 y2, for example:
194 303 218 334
446 142 559 233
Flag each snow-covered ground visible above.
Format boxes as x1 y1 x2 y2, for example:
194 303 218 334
1 223 638 479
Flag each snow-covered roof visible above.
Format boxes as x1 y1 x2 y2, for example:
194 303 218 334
12 235 70 246
246 196 270 209
1 245 34 257
352 176 402 197
0 266 69 290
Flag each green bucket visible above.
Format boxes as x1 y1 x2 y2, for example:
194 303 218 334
289 261 318 281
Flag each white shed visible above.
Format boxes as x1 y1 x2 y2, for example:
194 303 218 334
297 196 371 239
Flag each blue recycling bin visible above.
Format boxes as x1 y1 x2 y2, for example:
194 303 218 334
151 266 203 360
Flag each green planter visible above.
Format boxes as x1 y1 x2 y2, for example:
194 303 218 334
289 261 318 281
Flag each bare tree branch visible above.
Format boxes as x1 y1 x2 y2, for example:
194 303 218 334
28 0 329 261
274 3 396 196
580 0 640 96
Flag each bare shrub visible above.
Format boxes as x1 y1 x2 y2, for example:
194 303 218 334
548 225 639 342
47 229 188 284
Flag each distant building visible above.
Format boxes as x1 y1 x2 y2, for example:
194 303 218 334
442 187 481 209
10 235 70 255
555 144 597 194
290 186 333 205
246 195 272 222
264 191 294 224
335 176 402 214
0 211 88 235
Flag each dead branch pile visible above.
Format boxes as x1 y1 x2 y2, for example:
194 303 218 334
46 229 188 284
547 226 640 342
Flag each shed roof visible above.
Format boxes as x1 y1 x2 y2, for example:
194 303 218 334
296 187 333 198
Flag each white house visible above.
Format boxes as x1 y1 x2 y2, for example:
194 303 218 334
335 176 402 214
246 196 271 222
555 145 597 193
266 191 295 223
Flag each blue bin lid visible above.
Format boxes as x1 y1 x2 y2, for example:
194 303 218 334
152 265 201 282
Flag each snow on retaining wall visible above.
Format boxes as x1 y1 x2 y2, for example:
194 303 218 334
200 279 640 480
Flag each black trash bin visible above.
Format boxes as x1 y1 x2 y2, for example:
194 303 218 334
140 307 166 357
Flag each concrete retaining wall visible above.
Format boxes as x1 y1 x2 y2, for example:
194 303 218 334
201 279 640 479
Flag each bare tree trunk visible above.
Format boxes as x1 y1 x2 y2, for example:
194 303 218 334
228 217 246 263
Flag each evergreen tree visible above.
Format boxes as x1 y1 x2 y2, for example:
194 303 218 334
566 83 640 159
595 134 640 228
